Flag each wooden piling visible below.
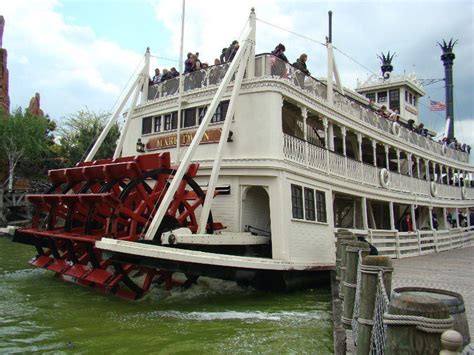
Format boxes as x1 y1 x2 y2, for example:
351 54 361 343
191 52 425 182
384 293 451 354
356 256 393 355
342 240 370 329
339 240 351 299
335 231 355 282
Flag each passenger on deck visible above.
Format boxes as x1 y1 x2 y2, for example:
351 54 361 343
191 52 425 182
415 123 425 135
184 53 194 74
448 138 457 149
388 109 399 121
160 69 173 82
376 105 388 118
292 54 310 76
271 43 288 63
219 48 227 63
152 68 162 84
406 119 415 131
400 212 414 232
225 41 239 62
170 67 179 78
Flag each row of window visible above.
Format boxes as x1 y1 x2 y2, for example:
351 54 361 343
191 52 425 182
142 101 230 135
291 184 327 223
365 89 401 112
405 90 417 105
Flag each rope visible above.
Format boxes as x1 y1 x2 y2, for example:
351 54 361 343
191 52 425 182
343 281 357 288
383 313 453 333
256 18 326 47
377 272 390 306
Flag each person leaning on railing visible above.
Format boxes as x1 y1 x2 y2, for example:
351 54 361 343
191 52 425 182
292 54 310 76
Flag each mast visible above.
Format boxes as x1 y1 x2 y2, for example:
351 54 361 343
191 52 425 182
176 0 186 163
438 39 457 142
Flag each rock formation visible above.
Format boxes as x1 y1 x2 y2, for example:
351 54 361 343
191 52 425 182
0 16 10 114
27 92 44 117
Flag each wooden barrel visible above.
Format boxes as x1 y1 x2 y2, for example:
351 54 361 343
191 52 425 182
392 287 470 346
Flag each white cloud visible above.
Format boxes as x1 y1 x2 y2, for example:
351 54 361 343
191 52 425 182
2 0 142 119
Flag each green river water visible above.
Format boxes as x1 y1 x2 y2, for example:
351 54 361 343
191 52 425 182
0 237 333 354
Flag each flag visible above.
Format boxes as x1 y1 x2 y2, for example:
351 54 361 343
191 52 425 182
430 100 446 111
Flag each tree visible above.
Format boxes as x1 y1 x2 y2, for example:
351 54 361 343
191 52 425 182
58 108 120 166
0 108 53 190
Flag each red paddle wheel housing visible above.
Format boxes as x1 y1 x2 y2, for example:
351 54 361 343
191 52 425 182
13 152 222 299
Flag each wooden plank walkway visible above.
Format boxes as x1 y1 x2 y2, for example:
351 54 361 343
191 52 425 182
345 246 474 354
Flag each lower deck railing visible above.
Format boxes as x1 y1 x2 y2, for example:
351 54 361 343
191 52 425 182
283 134 473 200
339 226 474 259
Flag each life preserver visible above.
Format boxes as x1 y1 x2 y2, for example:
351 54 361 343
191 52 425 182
441 143 448 155
430 181 438 197
379 168 391 188
391 122 401 136
461 184 467 199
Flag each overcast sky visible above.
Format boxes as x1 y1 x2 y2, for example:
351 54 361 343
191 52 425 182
2 0 473 147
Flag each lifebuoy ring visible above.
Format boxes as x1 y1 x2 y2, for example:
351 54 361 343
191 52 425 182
430 181 438 197
441 143 447 155
391 122 401 136
379 168 391 188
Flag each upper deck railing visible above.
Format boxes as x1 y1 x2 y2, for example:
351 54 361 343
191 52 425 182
146 54 470 164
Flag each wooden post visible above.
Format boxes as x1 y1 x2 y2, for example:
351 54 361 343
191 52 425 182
335 231 355 281
356 256 393 355
342 241 370 329
339 239 351 299
385 293 451 354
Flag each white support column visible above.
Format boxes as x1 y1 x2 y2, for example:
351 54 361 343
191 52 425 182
467 207 471 227
357 133 363 162
407 153 413 177
416 157 420 179
372 140 377 167
396 149 401 173
140 48 150 104
362 196 368 230
113 75 146 159
85 62 146 162
411 204 417 231
429 207 434 229
247 8 256 78
327 42 334 106
198 45 251 233
301 107 308 167
323 117 329 149
145 27 252 240
425 159 430 181
384 145 390 169
447 167 451 186
455 208 459 228
443 207 448 229
432 161 436 181
341 126 347 156
439 165 443 184
389 201 395 230
328 121 334 151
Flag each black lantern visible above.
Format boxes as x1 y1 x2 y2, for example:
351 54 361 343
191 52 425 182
136 138 145 153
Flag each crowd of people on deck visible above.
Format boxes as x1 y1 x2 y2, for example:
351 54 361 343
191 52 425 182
148 40 471 156
373 104 471 154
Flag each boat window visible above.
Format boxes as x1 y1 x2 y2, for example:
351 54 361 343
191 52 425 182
366 93 375 102
389 89 400 112
171 112 178 129
405 90 409 102
304 188 316 221
377 91 387 103
154 116 161 132
316 191 327 223
183 108 196 128
198 107 207 124
291 184 304 219
291 184 327 223
210 101 230 123
409 93 413 105
142 117 152 135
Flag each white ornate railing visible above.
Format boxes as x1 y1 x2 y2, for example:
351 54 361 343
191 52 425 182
363 226 474 259
283 134 473 200
283 134 305 164
307 143 327 171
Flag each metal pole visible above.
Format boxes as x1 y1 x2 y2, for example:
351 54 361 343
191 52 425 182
176 0 186 163
328 11 332 44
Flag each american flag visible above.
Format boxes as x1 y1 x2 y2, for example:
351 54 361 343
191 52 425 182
430 100 446 111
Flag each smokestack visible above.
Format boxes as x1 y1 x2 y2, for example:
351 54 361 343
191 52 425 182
438 39 457 142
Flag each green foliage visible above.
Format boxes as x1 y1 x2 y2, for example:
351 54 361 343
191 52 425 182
58 108 120 166
0 107 55 185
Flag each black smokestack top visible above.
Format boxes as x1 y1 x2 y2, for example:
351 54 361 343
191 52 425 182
438 38 457 142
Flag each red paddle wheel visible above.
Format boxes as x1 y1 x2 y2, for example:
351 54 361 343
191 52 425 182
13 152 221 299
